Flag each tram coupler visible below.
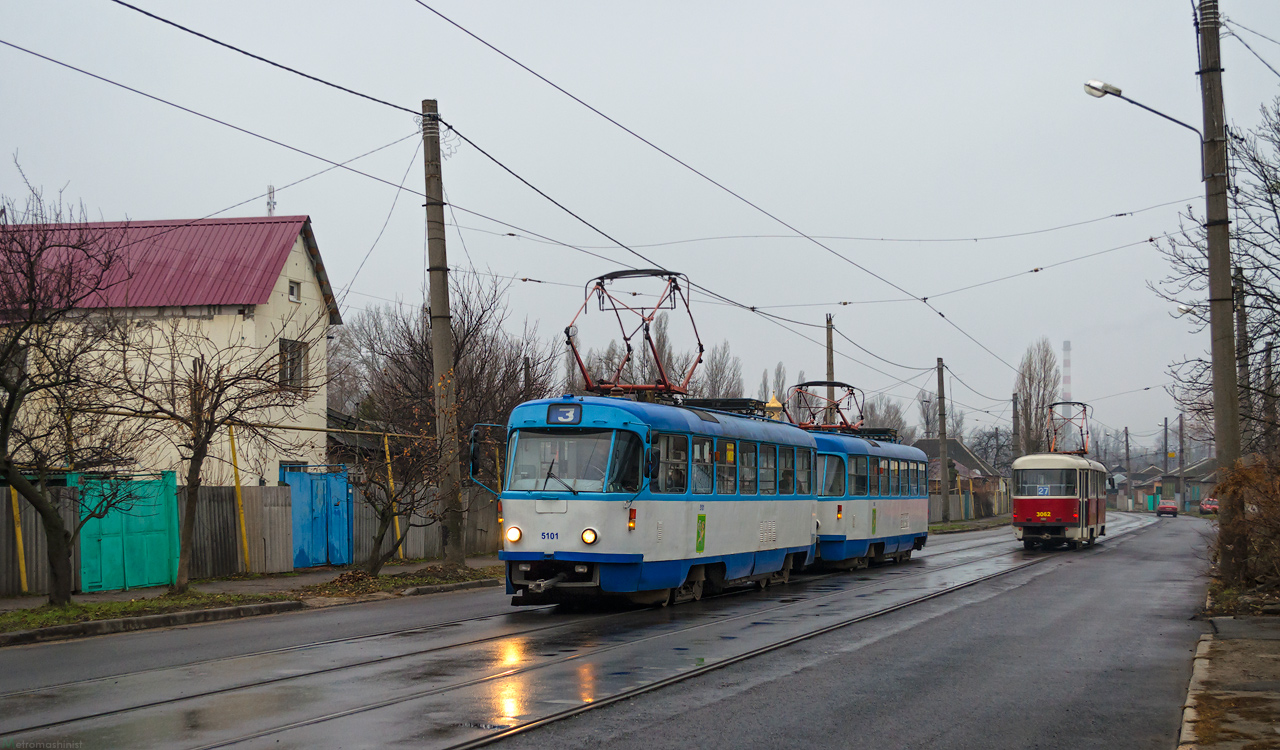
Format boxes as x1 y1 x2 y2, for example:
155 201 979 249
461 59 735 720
528 572 568 594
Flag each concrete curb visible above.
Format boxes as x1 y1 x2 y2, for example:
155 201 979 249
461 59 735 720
402 578 502 597
1177 633 1215 749
0 600 305 648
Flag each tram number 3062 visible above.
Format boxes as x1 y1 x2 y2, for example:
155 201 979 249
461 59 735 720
541 532 559 540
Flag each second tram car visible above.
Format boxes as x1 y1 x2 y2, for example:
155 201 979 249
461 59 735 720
1011 452 1107 550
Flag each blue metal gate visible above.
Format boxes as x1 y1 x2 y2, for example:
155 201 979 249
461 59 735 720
281 467 351 568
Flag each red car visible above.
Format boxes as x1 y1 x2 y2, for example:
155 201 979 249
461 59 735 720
1156 501 1178 518
1200 497 1219 514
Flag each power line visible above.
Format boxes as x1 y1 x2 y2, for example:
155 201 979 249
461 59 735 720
339 138 423 305
943 364 1008 404
450 196 1198 248
832 328 933 372
1225 22 1280 79
107 0 419 115
1 30 1011 389
1225 17 1280 48
407 1 1020 374
99 3 1017 371
0 38 425 199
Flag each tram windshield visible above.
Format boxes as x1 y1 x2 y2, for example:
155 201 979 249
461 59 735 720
1014 468 1078 497
507 429 642 493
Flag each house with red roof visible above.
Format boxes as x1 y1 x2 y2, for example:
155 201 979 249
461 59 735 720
67 215 342 486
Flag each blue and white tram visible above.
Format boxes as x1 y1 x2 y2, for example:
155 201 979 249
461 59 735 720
498 394 820 605
811 433 929 567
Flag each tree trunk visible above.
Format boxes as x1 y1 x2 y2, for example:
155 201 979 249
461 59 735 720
364 511 395 576
8 472 75 606
173 446 206 594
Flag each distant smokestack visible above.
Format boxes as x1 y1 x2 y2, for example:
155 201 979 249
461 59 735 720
1062 340 1071 401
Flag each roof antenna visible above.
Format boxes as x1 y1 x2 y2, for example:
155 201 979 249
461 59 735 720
266 185 276 217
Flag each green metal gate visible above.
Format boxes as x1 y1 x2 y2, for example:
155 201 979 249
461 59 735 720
76 473 179 592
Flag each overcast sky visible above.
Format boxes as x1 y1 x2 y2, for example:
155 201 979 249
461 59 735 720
4 1 1280 450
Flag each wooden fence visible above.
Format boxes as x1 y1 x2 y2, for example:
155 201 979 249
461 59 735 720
0 488 81 597
178 486 293 579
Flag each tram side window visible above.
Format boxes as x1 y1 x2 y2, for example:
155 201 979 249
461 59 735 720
653 433 688 494
821 455 846 496
692 436 714 494
849 455 869 496
740 443 758 495
909 461 918 495
779 447 796 494
889 460 898 496
760 445 777 495
877 458 889 496
797 449 812 495
1014 468 1077 497
717 439 738 495
606 430 643 493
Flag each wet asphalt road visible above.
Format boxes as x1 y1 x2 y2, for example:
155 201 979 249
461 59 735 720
500 514 1212 750
0 513 1204 749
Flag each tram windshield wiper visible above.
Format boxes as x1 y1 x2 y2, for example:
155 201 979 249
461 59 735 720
541 458 578 495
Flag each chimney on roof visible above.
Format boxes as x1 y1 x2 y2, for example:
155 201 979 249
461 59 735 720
267 185 276 217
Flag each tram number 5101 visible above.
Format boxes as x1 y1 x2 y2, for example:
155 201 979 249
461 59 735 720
541 532 559 540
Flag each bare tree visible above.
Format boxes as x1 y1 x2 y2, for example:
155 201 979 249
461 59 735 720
968 424 1013 475
862 394 917 444
89 309 328 593
1153 98 1280 452
772 362 787 404
1016 337 1061 454
0 180 143 605
335 275 557 565
697 340 743 399
756 369 769 402
917 389 937 439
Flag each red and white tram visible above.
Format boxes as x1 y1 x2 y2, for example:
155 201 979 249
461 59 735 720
1011 452 1107 550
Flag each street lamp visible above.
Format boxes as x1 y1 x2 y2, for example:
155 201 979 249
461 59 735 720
1085 1 1242 584
1083 80 1205 176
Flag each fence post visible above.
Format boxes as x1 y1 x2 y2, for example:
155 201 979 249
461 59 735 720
10 486 28 594
385 433 404 560
228 426 251 574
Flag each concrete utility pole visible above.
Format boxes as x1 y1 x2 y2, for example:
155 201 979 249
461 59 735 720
1235 267 1251 445
1179 413 1186 509
1163 417 1170 475
937 358 950 523
1011 393 1021 461
1199 0 1245 582
825 314 835 423
1125 427 1132 511
422 99 465 566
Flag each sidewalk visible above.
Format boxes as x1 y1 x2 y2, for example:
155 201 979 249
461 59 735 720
1179 616 1280 748
0 554 501 613
928 512 1011 534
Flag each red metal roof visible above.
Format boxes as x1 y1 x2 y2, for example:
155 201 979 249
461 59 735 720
23 216 340 321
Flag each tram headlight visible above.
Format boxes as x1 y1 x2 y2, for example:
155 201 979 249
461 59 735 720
581 528 598 545
505 526 522 543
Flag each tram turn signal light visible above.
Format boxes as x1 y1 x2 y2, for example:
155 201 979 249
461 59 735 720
505 526 522 543
628 508 637 531
837 504 843 520
497 501 503 525
582 528 598 545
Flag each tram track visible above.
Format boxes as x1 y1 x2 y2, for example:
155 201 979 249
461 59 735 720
1 517 1151 748
0 529 1011 704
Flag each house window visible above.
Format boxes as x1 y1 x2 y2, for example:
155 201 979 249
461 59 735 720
279 339 307 389
288 280 302 302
